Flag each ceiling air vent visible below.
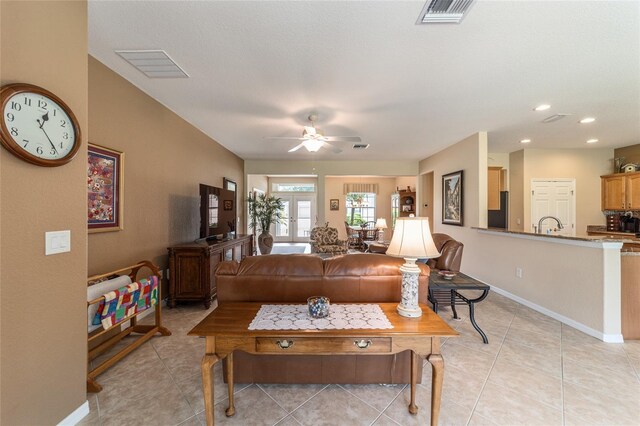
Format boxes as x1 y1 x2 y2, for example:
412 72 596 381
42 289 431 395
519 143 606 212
417 0 475 24
353 144 370 150
115 50 189 78
542 114 572 123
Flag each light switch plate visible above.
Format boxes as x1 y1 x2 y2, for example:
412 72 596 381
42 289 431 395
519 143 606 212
45 230 71 255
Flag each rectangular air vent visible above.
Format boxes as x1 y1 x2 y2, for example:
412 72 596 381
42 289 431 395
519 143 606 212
417 0 475 24
542 114 571 123
353 144 370 150
115 50 189 78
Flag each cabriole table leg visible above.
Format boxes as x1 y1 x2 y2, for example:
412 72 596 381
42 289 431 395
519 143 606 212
225 352 236 417
201 353 219 426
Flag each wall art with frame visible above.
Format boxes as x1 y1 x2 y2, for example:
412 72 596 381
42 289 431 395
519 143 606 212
88 143 124 232
329 199 339 211
442 170 463 226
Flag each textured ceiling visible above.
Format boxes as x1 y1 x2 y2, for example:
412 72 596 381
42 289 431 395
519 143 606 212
89 1 640 161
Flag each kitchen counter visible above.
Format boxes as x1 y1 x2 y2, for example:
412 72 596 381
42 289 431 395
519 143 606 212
473 227 631 244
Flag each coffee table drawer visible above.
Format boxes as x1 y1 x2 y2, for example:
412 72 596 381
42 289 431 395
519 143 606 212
256 337 391 353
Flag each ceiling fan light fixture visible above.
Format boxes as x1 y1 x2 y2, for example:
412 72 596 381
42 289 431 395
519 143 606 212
303 140 324 152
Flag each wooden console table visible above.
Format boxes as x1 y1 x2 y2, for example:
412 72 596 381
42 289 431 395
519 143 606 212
189 302 458 426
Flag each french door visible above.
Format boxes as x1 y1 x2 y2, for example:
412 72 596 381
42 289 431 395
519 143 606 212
274 195 315 242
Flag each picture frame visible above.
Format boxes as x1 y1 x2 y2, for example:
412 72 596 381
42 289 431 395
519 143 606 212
330 199 339 211
88 143 124 233
442 170 463 226
223 200 233 211
402 205 411 212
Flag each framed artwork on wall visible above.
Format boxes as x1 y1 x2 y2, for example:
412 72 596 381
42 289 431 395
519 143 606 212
330 199 339 211
88 143 124 233
442 170 463 226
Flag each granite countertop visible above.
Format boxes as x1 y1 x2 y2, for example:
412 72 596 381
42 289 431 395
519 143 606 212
474 227 639 244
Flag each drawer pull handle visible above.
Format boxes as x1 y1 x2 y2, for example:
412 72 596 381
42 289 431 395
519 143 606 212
354 339 372 349
276 340 294 349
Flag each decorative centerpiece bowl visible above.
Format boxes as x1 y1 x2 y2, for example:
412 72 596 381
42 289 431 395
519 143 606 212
307 296 330 318
438 270 457 280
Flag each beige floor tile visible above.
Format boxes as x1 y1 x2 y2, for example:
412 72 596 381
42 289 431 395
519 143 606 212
441 341 497 379
448 322 503 356
563 381 640 425
213 385 287 425
163 343 206 379
622 340 640 358
562 344 635 376
151 334 204 360
178 414 204 426
467 412 499 425
100 381 194 426
487 357 562 409
339 383 405 412
275 415 302 425
562 358 640 400
259 383 327 412
371 414 402 425
291 385 380 426
473 381 562 426
504 325 561 353
420 363 486 409
383 386 472 426
97 367 177 412
510 314 561 337
563 412 601 426
92 339 161 382
497 340 562 378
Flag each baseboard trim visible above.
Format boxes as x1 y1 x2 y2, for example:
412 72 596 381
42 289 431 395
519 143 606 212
469 276 624 343
57 400 89 426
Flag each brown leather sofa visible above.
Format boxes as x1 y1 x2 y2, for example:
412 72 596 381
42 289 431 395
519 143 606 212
216 253 430 384
427 233 464 272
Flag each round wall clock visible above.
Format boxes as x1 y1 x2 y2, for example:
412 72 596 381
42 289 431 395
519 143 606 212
0 83 81 167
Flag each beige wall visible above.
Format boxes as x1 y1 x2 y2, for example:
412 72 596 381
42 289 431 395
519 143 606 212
520 148 612 235
1 1 88 423
419 134 621 340
614 143 640 169
88 58 244 279
509 150 525 231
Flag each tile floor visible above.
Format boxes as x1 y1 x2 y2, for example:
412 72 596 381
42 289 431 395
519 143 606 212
80 291 640 426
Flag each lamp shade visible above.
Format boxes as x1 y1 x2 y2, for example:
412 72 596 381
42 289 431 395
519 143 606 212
375 218 388 229
386 217 440 259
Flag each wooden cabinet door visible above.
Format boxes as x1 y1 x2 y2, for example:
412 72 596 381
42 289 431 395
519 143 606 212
626 174 640 210
488 167 502 210
174 251 205 297
602 176 626 210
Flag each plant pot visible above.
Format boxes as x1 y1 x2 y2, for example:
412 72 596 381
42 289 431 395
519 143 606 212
257 231 274 255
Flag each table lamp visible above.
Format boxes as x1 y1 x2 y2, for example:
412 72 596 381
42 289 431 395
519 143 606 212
374 218 388 243
386 217 440 317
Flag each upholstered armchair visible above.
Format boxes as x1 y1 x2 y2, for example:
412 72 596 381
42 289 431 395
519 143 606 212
427 233 464 272
310 225 348 255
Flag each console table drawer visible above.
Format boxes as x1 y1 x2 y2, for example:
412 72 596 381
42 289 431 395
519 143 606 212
256 337 391 354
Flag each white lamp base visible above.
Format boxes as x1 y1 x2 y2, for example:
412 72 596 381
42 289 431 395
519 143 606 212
396 257 423 318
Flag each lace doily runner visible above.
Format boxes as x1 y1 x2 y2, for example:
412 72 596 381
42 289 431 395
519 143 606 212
248 304 394 330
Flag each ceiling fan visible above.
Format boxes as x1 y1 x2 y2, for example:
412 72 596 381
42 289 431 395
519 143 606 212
266 114 361 153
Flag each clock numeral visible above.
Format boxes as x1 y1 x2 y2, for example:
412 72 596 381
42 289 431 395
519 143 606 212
6 112 15 122
38 100 48 109
53 109 57 117
50 148 57 155
59 141 64 149
10 127 18 136
24 97 32 107
36 146 43 155
10 101 21 111
23 140 29 148
60 119 66 127
62 132 69 140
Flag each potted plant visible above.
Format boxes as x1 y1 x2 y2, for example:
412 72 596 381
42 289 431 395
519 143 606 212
247 193 284 255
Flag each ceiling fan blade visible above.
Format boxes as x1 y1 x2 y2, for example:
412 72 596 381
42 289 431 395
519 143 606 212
324 136 362 142
323 142 343 154
265 136 306 141
288 143 306 152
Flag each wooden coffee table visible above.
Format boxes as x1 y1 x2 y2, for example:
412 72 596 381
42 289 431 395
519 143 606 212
189 302 458 426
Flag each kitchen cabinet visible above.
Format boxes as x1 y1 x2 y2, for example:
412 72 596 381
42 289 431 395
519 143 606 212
488 167 505 210
167 234 253 309
601 171 640 210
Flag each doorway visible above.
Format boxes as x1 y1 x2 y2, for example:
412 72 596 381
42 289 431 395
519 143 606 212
420 172 434 223
530 179 576 236
274 195 315 242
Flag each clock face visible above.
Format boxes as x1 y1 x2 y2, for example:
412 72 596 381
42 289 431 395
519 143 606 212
0 84 81 166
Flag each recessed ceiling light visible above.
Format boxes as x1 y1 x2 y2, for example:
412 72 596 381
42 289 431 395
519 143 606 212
534 104 551 111
586 138 599 144
520 139 531 144
580 117 596 124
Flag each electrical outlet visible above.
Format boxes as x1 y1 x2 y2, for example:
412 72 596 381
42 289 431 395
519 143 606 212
516 267 523 278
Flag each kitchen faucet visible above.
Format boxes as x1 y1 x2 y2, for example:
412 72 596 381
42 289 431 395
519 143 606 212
537 216 564 234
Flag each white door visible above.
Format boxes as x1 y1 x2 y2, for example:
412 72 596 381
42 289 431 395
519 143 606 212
531 179 576 236
274 195 315 242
